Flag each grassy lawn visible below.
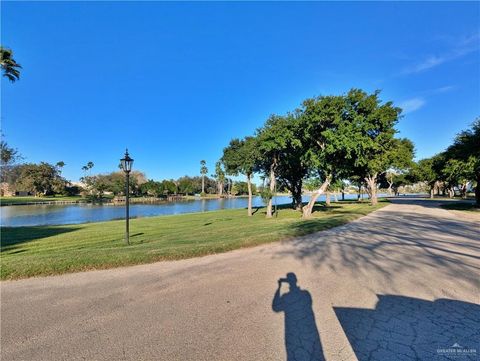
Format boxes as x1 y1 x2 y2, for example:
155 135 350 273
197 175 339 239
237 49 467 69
0 201 387 280
0 195 87 205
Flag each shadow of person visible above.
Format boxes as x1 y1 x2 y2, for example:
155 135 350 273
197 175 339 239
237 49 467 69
272 273 325 361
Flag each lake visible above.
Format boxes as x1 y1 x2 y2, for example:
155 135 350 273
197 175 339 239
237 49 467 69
0 194 367 227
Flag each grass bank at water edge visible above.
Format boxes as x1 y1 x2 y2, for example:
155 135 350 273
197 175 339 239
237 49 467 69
0 200 388 280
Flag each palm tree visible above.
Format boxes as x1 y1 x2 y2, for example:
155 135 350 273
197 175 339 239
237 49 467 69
200 160 208 194
0 47 22 82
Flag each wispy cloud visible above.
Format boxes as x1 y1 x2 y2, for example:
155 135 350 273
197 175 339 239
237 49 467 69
399 97 426 114
402 34 479 75
431 85 456 94
398 85 455 115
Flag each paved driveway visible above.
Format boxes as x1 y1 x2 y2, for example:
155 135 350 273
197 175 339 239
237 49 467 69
2 199 479 361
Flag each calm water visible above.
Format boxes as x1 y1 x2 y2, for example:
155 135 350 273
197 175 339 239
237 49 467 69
0 194 365 227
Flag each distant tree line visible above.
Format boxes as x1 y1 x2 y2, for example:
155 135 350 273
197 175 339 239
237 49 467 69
407 119 479 205
0 147 72 197
0 140 257 199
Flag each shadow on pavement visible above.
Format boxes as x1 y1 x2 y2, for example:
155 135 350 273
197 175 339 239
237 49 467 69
272 273 325 361
387 196 476 209
275 202 480 290
334 294 480 361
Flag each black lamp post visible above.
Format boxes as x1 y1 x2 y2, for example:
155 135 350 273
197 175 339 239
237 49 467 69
120 149 134 245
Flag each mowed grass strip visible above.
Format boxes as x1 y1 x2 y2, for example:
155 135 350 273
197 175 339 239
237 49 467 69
0 201 387 280
0 196 87 205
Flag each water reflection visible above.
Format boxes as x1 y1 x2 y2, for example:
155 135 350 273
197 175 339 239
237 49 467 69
1 194 364 227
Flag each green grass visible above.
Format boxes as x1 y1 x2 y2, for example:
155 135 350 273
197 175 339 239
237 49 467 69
440 201 480 212
0 201 387 280
0 195 87 205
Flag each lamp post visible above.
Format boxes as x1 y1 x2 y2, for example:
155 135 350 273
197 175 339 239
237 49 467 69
120 149 134 245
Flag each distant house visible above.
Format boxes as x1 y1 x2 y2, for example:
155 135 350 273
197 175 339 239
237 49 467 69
0 182 14 197
0 183 34 197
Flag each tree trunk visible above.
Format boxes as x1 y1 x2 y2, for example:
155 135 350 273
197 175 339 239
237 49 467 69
387 181 393 195
266 161 276 218
448 187 454 198
302 176 331 218
201 176 205 194
357 183 361 201
365 174 378 206
341 190 345 201
291 181 303 212
461 182 468 199
430 186 434 199
246 173 253 216
217 181 224 197
325 191 331 206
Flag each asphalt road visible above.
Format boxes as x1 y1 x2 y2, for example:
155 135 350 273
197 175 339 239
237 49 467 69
2 198 479 361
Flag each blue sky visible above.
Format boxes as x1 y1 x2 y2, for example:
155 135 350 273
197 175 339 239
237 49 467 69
2 1 479 182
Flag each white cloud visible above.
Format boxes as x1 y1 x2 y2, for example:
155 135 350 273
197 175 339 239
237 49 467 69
402 33 479 75
432 85 455 94
407 56 445 73
399 98 426 114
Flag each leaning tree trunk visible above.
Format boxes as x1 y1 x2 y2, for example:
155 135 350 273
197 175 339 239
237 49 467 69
302 175 332 218
365 174 378 206
325 191 331 206
246 173 253 216
387 181 393 195
266 162 276 218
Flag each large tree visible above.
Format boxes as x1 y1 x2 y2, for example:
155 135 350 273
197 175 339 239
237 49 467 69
445 119 480 205
409 155 443 198
342 89 403 205
380 138 415 195
222 137 259 216
0 46 21 82
16 162 66 196
441 158 475 198
275 113 309 211
299 94 351 218
256 115 291 218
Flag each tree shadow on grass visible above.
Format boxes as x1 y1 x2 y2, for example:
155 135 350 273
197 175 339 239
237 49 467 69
250 202 339 218
286 216 348 237
0 226 80 252
334 294 480 361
